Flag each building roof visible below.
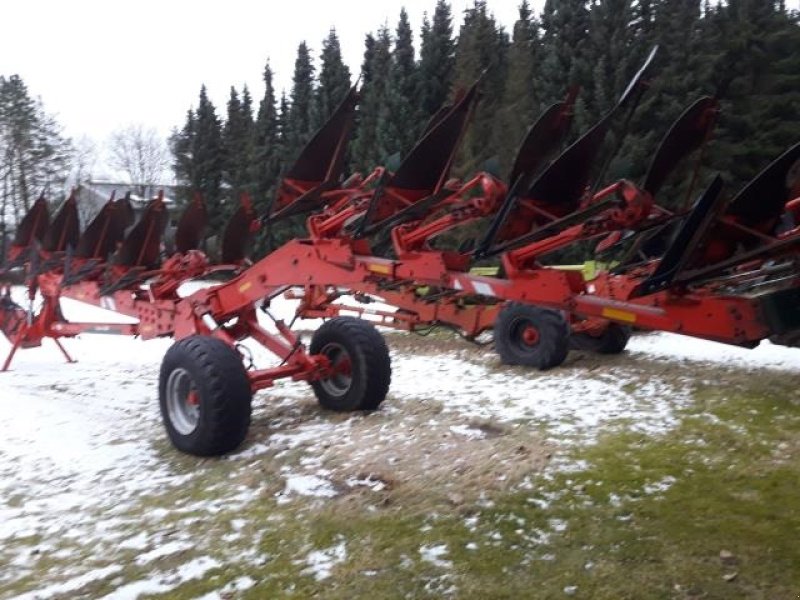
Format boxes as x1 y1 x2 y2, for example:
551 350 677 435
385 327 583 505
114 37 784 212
77 180 178 210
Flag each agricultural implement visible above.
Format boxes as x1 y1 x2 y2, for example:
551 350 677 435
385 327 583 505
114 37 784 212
2 53 800 456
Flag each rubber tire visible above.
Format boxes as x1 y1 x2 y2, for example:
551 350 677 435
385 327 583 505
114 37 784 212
494 303 570 369
570 323 632 354
159 335 252 456
769 331 800 348
309 317 391 411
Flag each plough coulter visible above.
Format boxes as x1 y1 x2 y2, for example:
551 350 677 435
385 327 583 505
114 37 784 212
2 51 800 456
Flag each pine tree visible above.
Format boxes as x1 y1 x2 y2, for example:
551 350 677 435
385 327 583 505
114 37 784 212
170 108 195 203
378 9 420 157
189 85 224 232
535 0 591 117
451 1 510 175
222 86 255 198
252 60 280 210
285 42 316 164
351 28 392 171
705 0 800 190
493 1 540 176
579 0 649 182
0 74 71 226
312 29 352 132
620 0 709 204
417 0 456 119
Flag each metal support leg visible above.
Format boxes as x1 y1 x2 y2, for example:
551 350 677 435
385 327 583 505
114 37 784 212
2 338 21 372
53 338 76 364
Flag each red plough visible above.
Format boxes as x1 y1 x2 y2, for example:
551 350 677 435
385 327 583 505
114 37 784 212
1 54 799 456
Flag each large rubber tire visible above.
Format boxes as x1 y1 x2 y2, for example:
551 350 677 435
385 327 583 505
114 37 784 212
494 303 569 369
769 331 800 348
159 335 252 456
309 317 391 411
570 323 632 354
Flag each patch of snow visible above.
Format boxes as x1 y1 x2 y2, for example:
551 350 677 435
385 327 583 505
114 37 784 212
135 540 193 566
629 332 800 372
193 575 256 600
642 475 677 496
448 424 486 439
302 541 347 581
99 556 220 599
277 474 338 504
394 352 691 441
346 474 387 492
420 544 453 569
14 565 122 599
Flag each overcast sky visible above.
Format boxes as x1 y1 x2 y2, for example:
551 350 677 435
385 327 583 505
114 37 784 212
0 0 533 146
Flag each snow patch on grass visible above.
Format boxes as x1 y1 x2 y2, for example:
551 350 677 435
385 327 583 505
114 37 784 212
419 543 453 569
301 541 347 581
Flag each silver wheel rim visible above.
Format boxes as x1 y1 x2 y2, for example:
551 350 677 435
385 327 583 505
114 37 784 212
166 367 199 435
319 342 352 397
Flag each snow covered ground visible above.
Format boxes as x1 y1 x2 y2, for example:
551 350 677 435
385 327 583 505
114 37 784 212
0 294 798 597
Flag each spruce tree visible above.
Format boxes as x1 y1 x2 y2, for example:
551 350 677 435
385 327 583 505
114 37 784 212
621 0 709 204
378 9 420 158
493 1 540 176
170 108 195 203
705 0 800 190
192 85 224 232
252 60 280 210
0 74 71 223
222 86 255 198
417 0 456 119
285 42 316 164
535 0 591 118
451 1 510 175
351 28 392 171
312 29 352 132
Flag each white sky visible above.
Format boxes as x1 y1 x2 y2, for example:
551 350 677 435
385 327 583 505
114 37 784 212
0 0 532 146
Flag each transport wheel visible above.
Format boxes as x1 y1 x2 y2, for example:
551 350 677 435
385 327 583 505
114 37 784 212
159 335 252 456
309 317 391 411
570 323 632 354
769 331 800 348
494 303 569 369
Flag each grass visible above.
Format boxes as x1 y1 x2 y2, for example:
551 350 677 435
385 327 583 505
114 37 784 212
2 361 799 599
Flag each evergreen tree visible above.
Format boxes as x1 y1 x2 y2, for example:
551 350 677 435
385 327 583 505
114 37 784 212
170 108 195 201
579 0 649 182
704 0 800 190
351 28 392 171
252 60 280 210
312 29 352 132
493 1 540 175
285 42 316 164
417 0 456 118
378 9 420 157
221 85 255 198
171 85 225 232
620 0 709 204
535 0 591 120
451 1 510 175
0 74 71 226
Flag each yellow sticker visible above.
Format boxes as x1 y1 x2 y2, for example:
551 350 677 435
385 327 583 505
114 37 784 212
368 263 392 275
238 281 253 293
601 307 637 323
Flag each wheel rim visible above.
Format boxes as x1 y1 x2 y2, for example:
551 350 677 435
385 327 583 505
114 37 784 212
319 342 353 397
511 317 540 351
166 367 200 435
